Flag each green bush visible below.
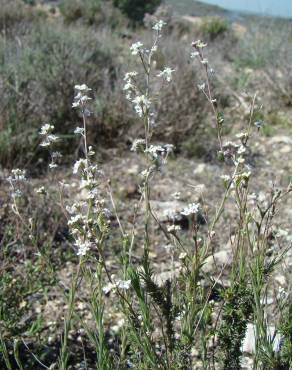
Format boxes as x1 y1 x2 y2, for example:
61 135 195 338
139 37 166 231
200 16 228 40
0 23 122 169
113 0 162 23
0 0 38 32
60 0 102 24
59 0 127 29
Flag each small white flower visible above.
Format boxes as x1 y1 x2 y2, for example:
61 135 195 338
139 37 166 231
68 214 83 226
221 175 231 183
74 84 91 92
40 124 54 136
130 42 143 55
116 280 131 290
73 159 87 174
179 252 187 260
35 186 46 195
131 138 146 152
167 225 181 233
49 163 58 169
157 67 175 82
102 282 116 295
152 20 166 31
124 71 138 81
132 95 151 117
192 40 207 48
75 239 91 256
191 51 200 58
66 203 79 214
236 132 248 140
237 145 246 155
197 83 206 91
123 81 134 91
145 145 165 159
181 203 200 216
88 146 95 156
201 59 208 65
74 127 84 135
11 169 26 181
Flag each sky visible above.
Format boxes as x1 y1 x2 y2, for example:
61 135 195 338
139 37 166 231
200 0 292 18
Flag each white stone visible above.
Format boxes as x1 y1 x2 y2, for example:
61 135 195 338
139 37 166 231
242 324 282 354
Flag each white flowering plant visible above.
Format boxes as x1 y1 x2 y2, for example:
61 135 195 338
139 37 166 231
3 18 292 370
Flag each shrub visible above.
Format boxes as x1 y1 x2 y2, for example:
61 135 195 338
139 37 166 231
200 16 228 40
0 0 38 32
0 23 121 169
59 0 127 29
113 0 162 23
59 0 102 24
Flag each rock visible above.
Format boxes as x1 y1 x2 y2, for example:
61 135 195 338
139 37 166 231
268 136 292 145
150 200 184 222
126 164 140 175
202 250 232 273
181 15 203 27
242 324 282 354
279 145 291 154
232 22 247 38
193 163 207 175
274 274 286 286
155 268 181 287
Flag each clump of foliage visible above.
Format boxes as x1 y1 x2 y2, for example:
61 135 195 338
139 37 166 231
0 22 120 168
113 0 162 23
0 0 44 32
200 16 228 40
218 283 253 369
59 0 103 24
60 0 127 29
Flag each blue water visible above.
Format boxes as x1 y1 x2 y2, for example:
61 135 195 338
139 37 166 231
199 0 292 18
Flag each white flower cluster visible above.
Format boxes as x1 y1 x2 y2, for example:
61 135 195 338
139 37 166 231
181 203 200 216
7 169 27 198
35 186 46 195
132 95 151 117
130 42 143 56
157 67 175 82
49 151 62 169
145 144 174 158
73 158 88 175
192 40 207 49
39 124 59 147
39 124 61 169
66 198 110 257
74 127 85 135
75 238 91 256
131 138 146 152
102 279 131 295
10 169 26 181
152 20 166 32
72 84 92 109
123 71 138 101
